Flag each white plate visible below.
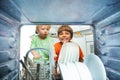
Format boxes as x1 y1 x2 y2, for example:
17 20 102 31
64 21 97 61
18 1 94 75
66 63 81 80
58 42 79 64
59 63 80 80
59 64 70 80
84 54 106 80
75 62 92 80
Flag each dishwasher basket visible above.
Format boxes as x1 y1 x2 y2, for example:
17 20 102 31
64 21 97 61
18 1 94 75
20 48 54 80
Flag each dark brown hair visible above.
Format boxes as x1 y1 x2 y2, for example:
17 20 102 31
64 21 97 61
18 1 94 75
57 25 73 39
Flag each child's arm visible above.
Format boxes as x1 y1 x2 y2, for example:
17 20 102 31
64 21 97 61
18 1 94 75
79 57 84 62
79 46 84 62
31 50 41 59
53 51 57 58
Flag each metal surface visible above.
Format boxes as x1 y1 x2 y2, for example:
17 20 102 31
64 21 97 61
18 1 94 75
0 0 120 80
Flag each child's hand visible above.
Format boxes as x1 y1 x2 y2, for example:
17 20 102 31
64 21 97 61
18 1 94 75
31 51 41 59
53 52 57 58
54 53 57 58
33 53 41 59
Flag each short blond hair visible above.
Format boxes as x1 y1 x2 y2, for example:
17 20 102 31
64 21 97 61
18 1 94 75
35 25 51 34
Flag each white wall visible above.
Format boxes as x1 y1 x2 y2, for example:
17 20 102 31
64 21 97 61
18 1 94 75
20 25 94 59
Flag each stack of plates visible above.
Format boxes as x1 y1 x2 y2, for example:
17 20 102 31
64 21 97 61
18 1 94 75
58 42 79 64
58 43 106 80
59 62 92 80
75 62 92 80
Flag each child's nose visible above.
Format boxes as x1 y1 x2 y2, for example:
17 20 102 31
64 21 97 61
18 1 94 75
45 31 48 34
62 34 66 37
45 30 47 32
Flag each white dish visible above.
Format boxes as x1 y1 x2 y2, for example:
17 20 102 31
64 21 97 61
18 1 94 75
66 63 81 80
84 54 106 80
59 62 81 80
75 62 92 80
59 64 70 80
58 42 79 64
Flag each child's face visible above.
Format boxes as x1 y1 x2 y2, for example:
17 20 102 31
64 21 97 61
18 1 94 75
37 25 50 39
58 31 71 43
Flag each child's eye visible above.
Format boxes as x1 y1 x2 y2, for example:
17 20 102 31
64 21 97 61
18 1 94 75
59 33 62 35
41 28 44 30
59 33 63 35
65 32 70 35
46 29 49 31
